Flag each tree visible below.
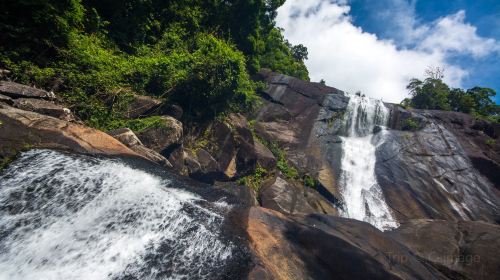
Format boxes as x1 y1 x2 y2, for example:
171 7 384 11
291 44 308 61
406 78 451 110
404 68 498 123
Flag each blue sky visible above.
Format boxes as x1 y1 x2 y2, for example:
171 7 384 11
277 0 500 103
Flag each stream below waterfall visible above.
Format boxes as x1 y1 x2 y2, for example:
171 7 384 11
0 150 249 280
338 94 398 230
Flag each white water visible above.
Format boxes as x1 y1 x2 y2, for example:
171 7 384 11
339 94 398 230
0 150 241 280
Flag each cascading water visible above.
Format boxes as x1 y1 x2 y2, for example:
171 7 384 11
339 94 398 230
0 150 248 280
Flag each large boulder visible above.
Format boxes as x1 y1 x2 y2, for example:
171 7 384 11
242 207 447 280
137 116 183 153
0 104 138 158
259 176 337 216
13 98 73 120
107 128 172 168
124 94 162 118
0 81 56 100
389 219 500 280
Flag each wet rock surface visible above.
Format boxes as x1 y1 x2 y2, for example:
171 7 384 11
377 110 500 223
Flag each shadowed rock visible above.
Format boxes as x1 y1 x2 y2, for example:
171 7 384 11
124 94 163 118
0 81 56 100
389 219 500 280
243 207 447 280
259 176 337 216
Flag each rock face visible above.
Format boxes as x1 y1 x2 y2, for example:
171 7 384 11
254 70 349 205
255 71 499 226
243 207 448 280
377 107 499 223
0 81 56 99
107 128 172 167
137 116 183 153
389 219 500 280
0 104 138 158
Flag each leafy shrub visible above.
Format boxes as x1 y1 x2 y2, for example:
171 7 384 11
402 118 419 131
237 164 268 191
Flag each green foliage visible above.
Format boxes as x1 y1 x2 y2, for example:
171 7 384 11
257 28 309 80
0 0 85 64
237 164 268 191
106 116 168 133
1 0 309 127
267 142 299 179
406 78 451 111
485 139 496 146
303 175 317 189
405 77 499 123
402 118 419 131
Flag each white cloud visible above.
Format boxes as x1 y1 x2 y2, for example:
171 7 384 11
276 0 499 102
418 10 500 57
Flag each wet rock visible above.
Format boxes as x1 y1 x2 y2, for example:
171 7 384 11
243 207 446 280
417 110 500 190
259 176 337 216
107 128 172 168
0 81 56 100
13 98 73 120
124 94 162 118
389 219 500 280
376 122 499 223
137 116 183 153
0 104 138 158
214 181 258 206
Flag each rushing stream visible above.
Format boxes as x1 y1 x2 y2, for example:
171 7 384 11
0 150 248 280
339 94 398 230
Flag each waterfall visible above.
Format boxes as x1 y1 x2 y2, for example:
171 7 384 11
339 94 398 230
0 150 247 280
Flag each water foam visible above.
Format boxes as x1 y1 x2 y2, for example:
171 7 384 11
0 150 240 280
339 94 398 230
